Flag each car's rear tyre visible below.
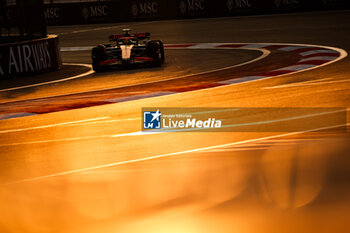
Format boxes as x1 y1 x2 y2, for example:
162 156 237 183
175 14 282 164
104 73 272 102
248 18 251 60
91 45 107 72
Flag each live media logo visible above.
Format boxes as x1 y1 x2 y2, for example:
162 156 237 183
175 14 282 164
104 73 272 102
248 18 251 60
142 108 222 131
143 110 161 129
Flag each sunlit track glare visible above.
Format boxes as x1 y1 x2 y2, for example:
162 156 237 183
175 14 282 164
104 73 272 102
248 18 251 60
3 123 348 185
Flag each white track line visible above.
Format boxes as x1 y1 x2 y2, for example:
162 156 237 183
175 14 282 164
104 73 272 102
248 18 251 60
0 109 345 147
4 122 348 185
0 117 110 134
0 63 93 93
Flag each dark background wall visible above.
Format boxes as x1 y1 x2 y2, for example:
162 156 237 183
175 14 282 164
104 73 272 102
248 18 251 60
1 0 46 38
42 0 350 26
1 0 349 27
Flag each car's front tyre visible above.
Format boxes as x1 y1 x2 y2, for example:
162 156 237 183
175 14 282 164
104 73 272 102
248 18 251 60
146 40 165 67
91 45 107 72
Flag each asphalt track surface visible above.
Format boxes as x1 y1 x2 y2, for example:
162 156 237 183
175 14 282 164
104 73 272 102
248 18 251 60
0 11 350 233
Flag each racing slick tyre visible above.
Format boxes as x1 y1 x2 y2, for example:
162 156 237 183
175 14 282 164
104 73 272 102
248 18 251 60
91 45 107 72
146 40 164 67
157 40 165 64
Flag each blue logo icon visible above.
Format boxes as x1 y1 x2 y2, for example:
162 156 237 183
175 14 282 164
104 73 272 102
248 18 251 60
143 110 161 129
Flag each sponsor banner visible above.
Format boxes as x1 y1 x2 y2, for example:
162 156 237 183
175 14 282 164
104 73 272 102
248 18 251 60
122 0 178 21
223 0 257 15
142 107 346 132
44 1 115 25
0 35 62 78
80 1 112 23
177 0 210 18
319 0 349 8
129 0 162 20
44 5 63 25
270 0 303 11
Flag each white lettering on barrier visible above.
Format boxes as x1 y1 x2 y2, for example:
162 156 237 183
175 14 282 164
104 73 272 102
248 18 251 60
31 44 39 70
17 46 23 72
139 2 158 14
187 0 205 11
236 0 252 8
45 7 60 19
45 41 51 68
22 45 34 72
30 42 51 71
1 39 54 76
39 43 47 69
9 47 19 74
90 5 108 17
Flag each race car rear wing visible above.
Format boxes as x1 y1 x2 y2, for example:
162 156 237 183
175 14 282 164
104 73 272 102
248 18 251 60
109 32 151 41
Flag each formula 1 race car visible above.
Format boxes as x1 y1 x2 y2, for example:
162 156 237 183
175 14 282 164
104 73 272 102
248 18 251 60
91 29 165 72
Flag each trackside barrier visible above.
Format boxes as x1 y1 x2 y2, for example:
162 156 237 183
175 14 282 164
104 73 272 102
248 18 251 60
0 35 62 78
41 0 350 25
